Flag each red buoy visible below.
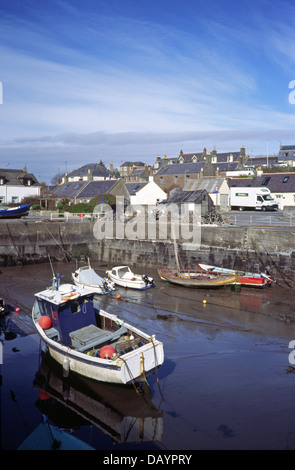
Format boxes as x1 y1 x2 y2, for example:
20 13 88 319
99 345 116 359
38 390 50 400
38 315 52 330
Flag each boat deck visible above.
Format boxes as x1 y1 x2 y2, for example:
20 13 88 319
69 324 127 352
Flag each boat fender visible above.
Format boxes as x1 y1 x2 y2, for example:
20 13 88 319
99 345 116 359
38 315 52 330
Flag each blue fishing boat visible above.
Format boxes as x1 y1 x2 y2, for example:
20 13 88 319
0 203 31 218
32 274 164 385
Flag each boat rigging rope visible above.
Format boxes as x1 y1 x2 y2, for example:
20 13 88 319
119 356 141 395
45 225 72 262
151 336 163 400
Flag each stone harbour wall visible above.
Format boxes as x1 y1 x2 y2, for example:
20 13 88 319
0 220 294 285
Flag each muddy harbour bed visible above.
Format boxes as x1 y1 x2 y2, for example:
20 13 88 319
1 261 295 451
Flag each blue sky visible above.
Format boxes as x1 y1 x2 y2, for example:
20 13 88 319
0 0 295 183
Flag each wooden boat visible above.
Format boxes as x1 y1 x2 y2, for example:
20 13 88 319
32 274 164 385
198 263 273 288
0 203 30 218
106 266 155 290
72 264 115 294
158 267 237 288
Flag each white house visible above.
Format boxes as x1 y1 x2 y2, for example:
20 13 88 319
61 163 114 184
126 180 167 206
0 167 41 204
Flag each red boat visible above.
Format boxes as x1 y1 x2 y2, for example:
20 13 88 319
198 263 273 288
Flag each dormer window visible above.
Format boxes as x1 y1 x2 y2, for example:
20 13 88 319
0 177 5 185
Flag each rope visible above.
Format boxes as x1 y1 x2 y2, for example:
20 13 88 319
45 225 72 262
151 336 163 400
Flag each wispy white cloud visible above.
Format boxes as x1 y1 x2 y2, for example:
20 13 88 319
0 0 295 181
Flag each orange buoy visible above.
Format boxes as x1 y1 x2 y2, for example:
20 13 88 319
99 345 116 359
116 294 121 300
38 315 52 330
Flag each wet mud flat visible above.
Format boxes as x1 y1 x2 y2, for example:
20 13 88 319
1 261 295 450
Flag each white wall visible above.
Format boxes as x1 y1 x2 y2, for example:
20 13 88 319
273 192 295 210
0 185 40 203
130 181 167 206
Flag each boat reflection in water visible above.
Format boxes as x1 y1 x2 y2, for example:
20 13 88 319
32 351 163 447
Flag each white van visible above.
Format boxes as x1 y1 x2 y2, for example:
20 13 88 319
230 187 278 211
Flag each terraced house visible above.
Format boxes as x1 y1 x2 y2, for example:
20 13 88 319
154 147 247 195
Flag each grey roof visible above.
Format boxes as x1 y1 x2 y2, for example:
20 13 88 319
51 181 88 198
156 162 205 176
184 177 226 192
279 146 295 161
125 183 148 195
76 180 118 198
164 188 208 203
213 151 241 163
248 156 278 166
0 168 40 185
120 161 146 167
213 162 240 171
228 173 295 192
67 163 112 178
180 152 203 163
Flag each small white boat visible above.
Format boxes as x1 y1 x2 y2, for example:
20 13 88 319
32 274 163 385
72 265 115 294
106 266 155 290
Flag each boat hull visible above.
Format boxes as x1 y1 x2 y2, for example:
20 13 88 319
158 268 237 288
107 275 153 290
33 304 164 385
0 203 31 218
198 263 272 288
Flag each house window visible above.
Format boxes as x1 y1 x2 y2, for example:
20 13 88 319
12 196 19 203
0 177 4 185
174 176 178 184
0 196 5 203
160 177 163 185
262 177 271 185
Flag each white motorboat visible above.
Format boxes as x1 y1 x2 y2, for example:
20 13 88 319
106 266 155 290
32 274 164 385
72 265 115 294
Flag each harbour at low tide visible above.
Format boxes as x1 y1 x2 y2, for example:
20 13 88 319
1 261 295 450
